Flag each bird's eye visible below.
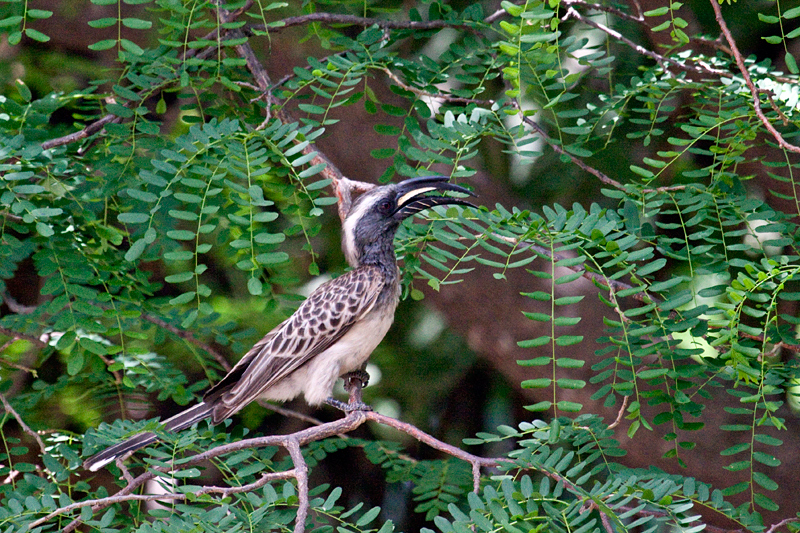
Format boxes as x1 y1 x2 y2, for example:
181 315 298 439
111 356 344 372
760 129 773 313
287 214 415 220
379 200 393 213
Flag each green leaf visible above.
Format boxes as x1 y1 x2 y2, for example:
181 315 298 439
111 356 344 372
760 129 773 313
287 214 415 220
518 337 550 348
752 451 780 467
555 357 584 368
122 17 152 29
644 6 669 16
753 493 778 511
24 28 50 42
79 337 108 356
165 272 194 284
525 401 553 411
247 277 263 296
256 252 290 265
752 472 778 491
555 401 583 412
356 506 381 527
88 18 117 28
554 335 583 346
518 355 550 366
67 353 84 375
89 39 117 51
0 16 23 28
521 378 551 389
118 212 149 224
637 368 668 380
15 79 31 101
120 38 144 55
167 230 196 241
784 5 800 18
786 52 799 74
36 222 54 237
556 378 585 389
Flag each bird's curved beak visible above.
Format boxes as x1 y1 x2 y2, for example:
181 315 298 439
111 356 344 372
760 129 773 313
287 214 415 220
393 176 476 220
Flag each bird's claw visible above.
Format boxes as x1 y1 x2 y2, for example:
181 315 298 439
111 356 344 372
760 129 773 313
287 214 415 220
325 397 372 412
343 369 370 391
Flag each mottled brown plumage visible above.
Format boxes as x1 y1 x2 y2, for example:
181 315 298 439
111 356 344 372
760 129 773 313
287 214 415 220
204 265 397 422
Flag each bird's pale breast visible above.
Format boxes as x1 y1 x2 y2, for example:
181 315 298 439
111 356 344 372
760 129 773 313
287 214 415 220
259 293 399 405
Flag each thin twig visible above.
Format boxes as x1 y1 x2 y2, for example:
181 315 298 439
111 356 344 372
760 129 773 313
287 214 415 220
709 0 800 154
0 393 46 455
765 517 799 533
515 108 686 193
250 13 473 34
0 326 47 348
563 0 643 22
562 7 725 76
381 67 496 107
607 395 629 429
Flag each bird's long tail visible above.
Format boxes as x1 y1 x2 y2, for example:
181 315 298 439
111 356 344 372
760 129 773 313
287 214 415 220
83 402 214 472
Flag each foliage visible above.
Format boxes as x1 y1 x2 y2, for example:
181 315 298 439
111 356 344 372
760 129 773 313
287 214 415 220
1 0 800 532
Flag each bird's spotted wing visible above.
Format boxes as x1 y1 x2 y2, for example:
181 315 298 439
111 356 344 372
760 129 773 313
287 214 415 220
203 266 386 421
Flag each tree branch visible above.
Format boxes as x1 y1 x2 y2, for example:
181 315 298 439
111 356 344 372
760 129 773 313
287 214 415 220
250 13 474 33
0 393 46 456
44 408 505 533
562 7 725 76
709 0 800 154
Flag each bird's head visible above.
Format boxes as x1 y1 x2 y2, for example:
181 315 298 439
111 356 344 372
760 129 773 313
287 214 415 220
341 176 475 267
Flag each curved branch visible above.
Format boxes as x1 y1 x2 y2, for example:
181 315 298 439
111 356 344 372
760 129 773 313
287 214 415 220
709 0 800 154
0 393 45 456
40 407 505 533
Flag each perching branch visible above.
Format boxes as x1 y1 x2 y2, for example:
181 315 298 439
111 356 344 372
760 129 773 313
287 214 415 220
42 405 505 533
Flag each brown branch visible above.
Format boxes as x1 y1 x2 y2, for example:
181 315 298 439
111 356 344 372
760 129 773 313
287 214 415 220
515 105 686 193
229 27 378 221
285 437 309 533
48 407 505 533
514 109 629 191
0 326 47 349
765 517 799 533
381 67 496 106
709 0 800 154
0 393 46 456
250 13 473 34
562 7 725 77
563 0 644 23
39 5 248 152
35 469 299 532
607 394 629 430
364 410 504 491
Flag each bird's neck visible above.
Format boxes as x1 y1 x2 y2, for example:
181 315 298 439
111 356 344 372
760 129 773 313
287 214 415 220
357 237 398 273
359 241 401 305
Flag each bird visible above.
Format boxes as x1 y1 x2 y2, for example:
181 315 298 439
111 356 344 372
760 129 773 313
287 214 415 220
83 175 475 471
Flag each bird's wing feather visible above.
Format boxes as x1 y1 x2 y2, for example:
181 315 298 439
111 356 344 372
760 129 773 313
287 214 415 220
204 266 386 421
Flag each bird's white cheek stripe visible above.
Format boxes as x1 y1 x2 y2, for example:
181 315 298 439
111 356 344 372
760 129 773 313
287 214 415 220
342 198 374 263
397 187 437 207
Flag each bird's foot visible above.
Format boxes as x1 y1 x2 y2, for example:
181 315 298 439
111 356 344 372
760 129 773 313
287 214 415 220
324 370 372 412
343 369 370 392
325 397 372 412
